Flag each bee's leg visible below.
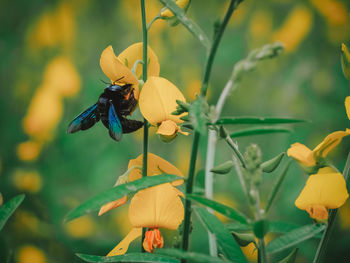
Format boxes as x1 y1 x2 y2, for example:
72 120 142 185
120 117 144 133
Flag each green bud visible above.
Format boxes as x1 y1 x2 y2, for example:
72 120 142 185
244 144 262 171
253 219 269 239
180 115 190 122
210 160 234 174
261 152 285 173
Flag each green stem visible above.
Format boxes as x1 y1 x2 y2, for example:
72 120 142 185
181 0 239 259
147 15 161 30
313 152 350 263
140 0 148 252
258 239 267 263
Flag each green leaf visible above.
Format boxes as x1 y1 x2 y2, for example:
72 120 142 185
156 248 227 263
64 174 181 222
230 127 292 138
159 0 210 49
226 222 253 232
266 224 326 254
210 160 234 174
194 206 247 263
232 232 256 247
261 153 285 173
265 160 291 213
188 96 209 135
188 194 248 224
216 117 306 125
76 253 179 263
278 248 299 263
0 194 25 231
253 219 269 239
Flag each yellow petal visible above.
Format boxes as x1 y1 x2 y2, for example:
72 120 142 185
341 43 350 80
161 0 189 17
98 196 128 216
345 96 350 120
128 153 183 186
118 42 160 79
313 130 350 158
306 204 328 220
129 183 184 229
106 227 142 256
100 46 138 85
139 76 186 125
295 171 349 210
287 143 315 166
157 120 178 136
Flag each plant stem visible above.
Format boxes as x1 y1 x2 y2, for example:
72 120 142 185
140 0 148 252
181 0 240 259
313 153 350 263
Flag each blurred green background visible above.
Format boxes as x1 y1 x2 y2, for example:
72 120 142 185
1 0 350 262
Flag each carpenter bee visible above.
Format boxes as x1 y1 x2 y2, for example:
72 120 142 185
67 79 143 141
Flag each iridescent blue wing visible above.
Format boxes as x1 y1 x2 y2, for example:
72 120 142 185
108 103 123 141
67 103 99 133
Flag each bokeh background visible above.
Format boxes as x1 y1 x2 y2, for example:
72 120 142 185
1 0 350 262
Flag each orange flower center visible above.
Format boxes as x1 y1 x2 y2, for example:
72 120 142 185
143 228 164 253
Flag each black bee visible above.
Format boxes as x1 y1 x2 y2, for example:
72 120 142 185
67 81 143 141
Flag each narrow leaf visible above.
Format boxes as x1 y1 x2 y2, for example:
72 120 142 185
0 194 25 231
188 194 248 224
156 248 227 263
77 253 179 263
230 127 292 138
261 153 285 173
64 174 181 222
231 232 256 247
266 224 325 254
278 248 299 263
194 206 247 263
265 160 291 213
159 0 210 49
226 222 252 232
216 117 306 125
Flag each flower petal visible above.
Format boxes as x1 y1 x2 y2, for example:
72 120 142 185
161 0 189 17
287 143 315 166
295 171 349 211
143 229 164 253
139 76 186 125
98 196 128 216
118 42 160 79
100 45 138 85
313 129 350 158
128 153 183 186
129 183 184 229
106 227 142 256
345 96 350 120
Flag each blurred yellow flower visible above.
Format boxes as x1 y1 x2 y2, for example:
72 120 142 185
249 11 272 40
309 0 347 26
107 183 184 256
139 76 188 141
18 245 46 263
99 153 183 216
13 170 42 193
65 215 96 238
17 141 42 162
295 167 349 220
100 43 159 99
341 43 350 80
272 6 312 53
0 193 2 206
160 0 189 18
346 96 350 119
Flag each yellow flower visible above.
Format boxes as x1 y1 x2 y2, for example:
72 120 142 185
288 99 350 167
160 0 190 18
295 167 349 220
99 153 183 216
139 76 188 141
341 43 350 80
18 245 46 263
17 141 42 162
100 43 160 99
13 170 42 193
65 215 96 238
107 183 184 256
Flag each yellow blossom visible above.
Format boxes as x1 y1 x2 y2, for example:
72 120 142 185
139 76 188 141
271 6 312 53
107 183 184 256
341 43 350 80
346 96 350 119
13 170 42 193
17 141 42 162
295 167 349 220
18 245 46 263
309 0 348 26
100 43 159 99
99 153 183 215
160 0 189 18
65 215 96 238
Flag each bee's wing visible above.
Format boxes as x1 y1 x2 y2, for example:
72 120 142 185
108 103 123 141
67 103 100 134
